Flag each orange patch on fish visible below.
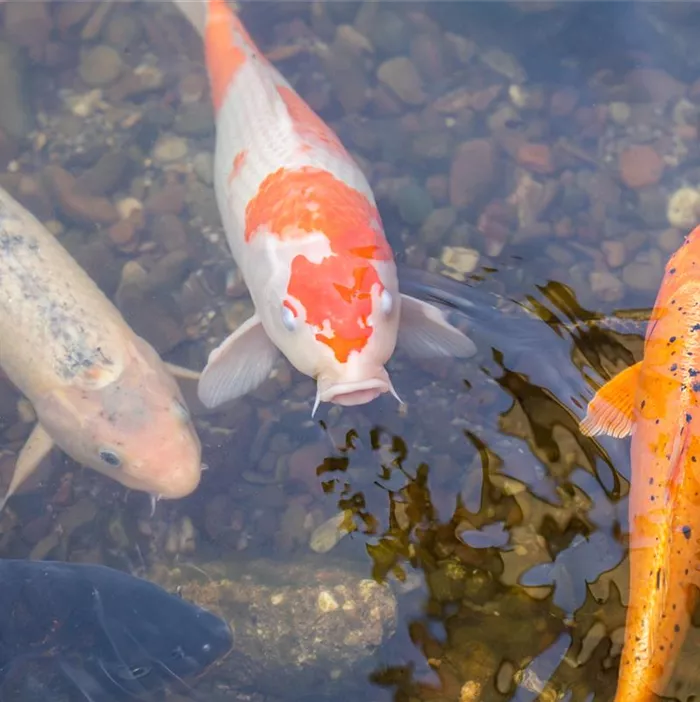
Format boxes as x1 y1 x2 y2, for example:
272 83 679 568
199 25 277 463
277 85 349 159
204 0 247 113
287 256 381 363
244 166 392 261
228 149 248 184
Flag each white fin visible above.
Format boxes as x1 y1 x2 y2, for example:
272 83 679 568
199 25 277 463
171 0 208 37
164 362 201 382
397 294 477 359
197 314 280 408
0 422 54 513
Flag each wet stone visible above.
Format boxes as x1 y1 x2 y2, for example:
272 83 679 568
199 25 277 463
377 57 427 106
619 144 665 189
450 138 498 210
79 45 124 87
150 557 398 696
396 183 434 225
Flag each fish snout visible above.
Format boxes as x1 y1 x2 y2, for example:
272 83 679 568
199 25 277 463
315 367 402 414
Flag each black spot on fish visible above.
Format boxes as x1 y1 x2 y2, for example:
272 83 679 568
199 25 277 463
683 526 692 540
671 336 678 343
687 413 693 423
671 364 678 372
670 268 677 274
656 569 662 590
693 324 700 332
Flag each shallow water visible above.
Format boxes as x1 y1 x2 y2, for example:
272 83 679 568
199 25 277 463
1 1 700 700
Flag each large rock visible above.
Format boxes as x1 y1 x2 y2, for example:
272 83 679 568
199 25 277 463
149 556 398 697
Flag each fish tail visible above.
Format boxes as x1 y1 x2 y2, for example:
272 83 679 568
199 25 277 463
172 0 241 38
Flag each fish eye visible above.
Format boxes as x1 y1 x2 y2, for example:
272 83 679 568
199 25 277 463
380 289 393 315
281 303 297 332
170 646 185 660
116 664 151 680
98 449 121 468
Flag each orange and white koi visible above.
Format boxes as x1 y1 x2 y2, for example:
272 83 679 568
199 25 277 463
0 185 202 508
580 225 700 702
173 0 476 415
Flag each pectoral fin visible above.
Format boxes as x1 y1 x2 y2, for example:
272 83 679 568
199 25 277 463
397 294 477 359
197 314 280 408
579 361 642 439
0 422 54 512
164 362 201 381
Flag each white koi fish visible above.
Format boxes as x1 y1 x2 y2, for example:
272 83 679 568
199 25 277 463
0 185 202 508
172 0 477 416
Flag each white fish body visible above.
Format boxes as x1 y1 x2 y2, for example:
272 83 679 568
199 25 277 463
0 185 202 506
174 0 477 415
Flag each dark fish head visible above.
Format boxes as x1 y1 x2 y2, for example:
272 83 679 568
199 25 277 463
84 564 233 693
0 561 233 701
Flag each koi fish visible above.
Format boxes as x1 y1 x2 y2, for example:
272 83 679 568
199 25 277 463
0 185 202 508
580 224 700 702
172 0 476 416
0 559 232 697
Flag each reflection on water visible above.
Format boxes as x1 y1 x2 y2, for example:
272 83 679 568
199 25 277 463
2 0 700 700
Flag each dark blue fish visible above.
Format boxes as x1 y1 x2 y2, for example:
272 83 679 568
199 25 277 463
0 560 232 701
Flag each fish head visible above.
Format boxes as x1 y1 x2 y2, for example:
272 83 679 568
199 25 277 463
252 233 402 412
35 336 202 499
77 563 232 693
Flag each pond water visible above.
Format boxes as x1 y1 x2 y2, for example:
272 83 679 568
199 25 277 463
1 1 700 701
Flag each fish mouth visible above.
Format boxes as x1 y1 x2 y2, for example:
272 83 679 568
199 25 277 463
313 373 402 416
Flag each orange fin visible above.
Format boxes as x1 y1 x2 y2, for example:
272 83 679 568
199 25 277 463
579 361 642 438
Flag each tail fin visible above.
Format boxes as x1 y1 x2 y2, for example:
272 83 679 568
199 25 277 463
171 0 208 37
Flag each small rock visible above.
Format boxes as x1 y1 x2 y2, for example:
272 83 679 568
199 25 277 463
79 45 124 87
449 139 497 209
103 11 143 51
178 71 208 104
420 207 457 245
637 188 669 228
56 3 93 34
43 165 119 226
622 250 665 292
658 228 684 254
609 102 631 125
410 33 445 82
602 240 626 268
0 41 33 140
480 48 525 83
152 213 188 252
152 135 188 163
619 145 665 189
145 181 186 216
396 183 433 226
440 246 480 278
193 152 214 185
666 187 700 230
75 151 131 197
107 218 138 250
549 88 579 117
426 174 449 205
590 269 624 302
377 57 426 106
626 68 686 105
116 197 143 221
515 143 555 174
174 103 214 137
4 2 52 61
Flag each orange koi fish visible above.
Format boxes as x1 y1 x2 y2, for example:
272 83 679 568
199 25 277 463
173 0 476 415
580 225 700 701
